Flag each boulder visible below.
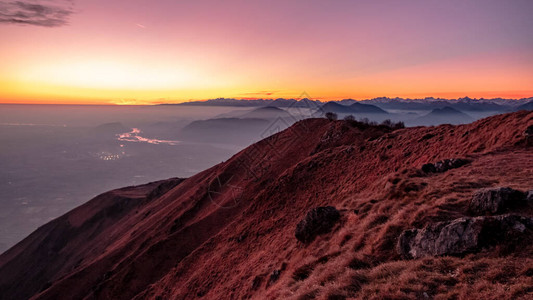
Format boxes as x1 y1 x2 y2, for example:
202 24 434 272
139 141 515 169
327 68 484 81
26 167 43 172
526 125 533 136
469 187 527 215
397 215 533 259
295 206 340 243
421 158 470 173
268 270 281 284
526 125 533 146
421 163 437 173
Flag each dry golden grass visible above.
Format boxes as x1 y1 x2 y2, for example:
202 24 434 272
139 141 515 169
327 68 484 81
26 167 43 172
5 112 531 300
264 148 533 300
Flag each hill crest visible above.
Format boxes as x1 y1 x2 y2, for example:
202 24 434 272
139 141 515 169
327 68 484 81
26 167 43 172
1 111 532 299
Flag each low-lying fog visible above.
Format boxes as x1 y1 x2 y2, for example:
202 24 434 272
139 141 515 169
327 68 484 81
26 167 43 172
0 103 509 253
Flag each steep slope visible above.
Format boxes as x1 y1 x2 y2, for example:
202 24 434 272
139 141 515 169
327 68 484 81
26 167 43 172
1 111 532 300
0 178 184 300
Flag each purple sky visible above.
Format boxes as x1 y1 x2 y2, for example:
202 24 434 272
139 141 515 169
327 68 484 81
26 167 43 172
1 0 532 103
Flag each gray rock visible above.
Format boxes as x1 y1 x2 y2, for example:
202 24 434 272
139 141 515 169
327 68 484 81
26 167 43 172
269 269 281 284
421 158 471 173
469 187 527 215
295 206 340 243
526 125 533 136
397 215 533 259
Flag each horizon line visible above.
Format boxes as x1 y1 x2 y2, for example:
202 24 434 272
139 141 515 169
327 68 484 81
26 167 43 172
1 95 532 106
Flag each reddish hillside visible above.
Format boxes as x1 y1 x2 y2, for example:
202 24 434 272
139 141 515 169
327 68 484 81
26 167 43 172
1 111 532 300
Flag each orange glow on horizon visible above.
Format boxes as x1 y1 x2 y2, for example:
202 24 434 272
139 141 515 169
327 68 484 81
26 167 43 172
1 88 531 106
1 46 531 104
0 1 531 105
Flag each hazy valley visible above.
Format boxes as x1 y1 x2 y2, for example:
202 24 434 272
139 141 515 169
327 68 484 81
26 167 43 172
0 98 531 253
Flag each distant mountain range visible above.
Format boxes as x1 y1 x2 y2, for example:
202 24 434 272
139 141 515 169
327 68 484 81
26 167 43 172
516 100 533 111
406 106 474 126
167 98 323 108
359 97 531 111
167 97 533 112
214 106 293 119
177 107 298 145
169 98 533 130
321 101 388 114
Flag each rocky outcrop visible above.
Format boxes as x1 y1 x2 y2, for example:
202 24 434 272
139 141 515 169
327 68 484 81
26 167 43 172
295 206 340 243
469 187 527 215
397 215 533 259
525 125 533 136
421 158 471 173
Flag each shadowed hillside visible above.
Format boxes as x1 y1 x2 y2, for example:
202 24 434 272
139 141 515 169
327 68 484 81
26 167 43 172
1 111 532 300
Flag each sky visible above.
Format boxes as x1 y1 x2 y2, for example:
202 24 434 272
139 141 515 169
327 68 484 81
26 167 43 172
0 0 532 104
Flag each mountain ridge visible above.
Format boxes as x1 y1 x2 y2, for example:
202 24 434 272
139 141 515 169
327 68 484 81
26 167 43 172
1 111 532 299
169 97 533 110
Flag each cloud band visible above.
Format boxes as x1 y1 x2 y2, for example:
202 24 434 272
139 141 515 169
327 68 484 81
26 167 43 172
0 0 74 27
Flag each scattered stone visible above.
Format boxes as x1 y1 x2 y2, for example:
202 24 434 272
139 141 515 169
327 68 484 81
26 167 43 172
344 146 354 154
526 125 533 146
295 206 340 243
292 264 314 281
419 133 435 141
421 158 471 173
526 125 533 136
268 270 281 285
236 233 247 243
420 163 436 173
251 275 263 290
397 214 533 259
469 187 527 215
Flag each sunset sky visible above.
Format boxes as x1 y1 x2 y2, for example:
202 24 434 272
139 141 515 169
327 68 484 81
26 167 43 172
1 0 532 104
